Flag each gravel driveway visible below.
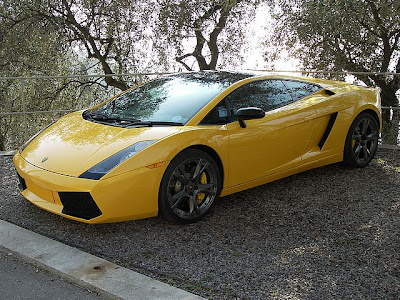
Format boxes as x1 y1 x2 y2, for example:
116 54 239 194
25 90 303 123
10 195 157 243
1 149 399 299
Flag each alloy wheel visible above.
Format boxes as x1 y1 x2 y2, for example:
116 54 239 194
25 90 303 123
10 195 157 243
167 158 218 220
351 117 378 164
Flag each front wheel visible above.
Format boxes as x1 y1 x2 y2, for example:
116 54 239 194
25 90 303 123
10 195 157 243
343 112 379 168
158 149 221 223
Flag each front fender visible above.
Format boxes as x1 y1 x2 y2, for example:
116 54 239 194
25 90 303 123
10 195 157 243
104 125 230 184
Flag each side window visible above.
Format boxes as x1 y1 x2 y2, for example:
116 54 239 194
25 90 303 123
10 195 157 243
225 80 293 117
200 100 230 125
283 80 321 101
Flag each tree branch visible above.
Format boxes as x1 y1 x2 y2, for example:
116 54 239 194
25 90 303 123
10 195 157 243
175 53 194 71
61 0 128 90
208 6 231 69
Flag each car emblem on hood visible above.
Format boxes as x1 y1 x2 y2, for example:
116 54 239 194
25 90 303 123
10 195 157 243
42 157 48 163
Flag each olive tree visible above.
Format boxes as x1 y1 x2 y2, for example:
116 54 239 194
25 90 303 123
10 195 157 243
0 0 69 150
0 0 158 149
0 0 133 149
268 0 400 142
156 0 260 71
1 0 156 91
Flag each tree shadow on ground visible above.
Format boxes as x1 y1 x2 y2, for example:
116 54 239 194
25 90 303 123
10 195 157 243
1 150 399 299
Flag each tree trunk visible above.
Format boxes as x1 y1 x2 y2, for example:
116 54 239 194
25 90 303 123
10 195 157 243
0 134 5 151
100 61 129 91
378 84 399 145
380 85 398 108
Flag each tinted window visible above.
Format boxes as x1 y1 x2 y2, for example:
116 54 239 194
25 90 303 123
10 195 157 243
91 72 252 125
200 100 230 125
225 80 293 117
283 80 321 101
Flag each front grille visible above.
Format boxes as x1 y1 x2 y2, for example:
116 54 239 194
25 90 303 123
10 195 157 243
58 192 102 220
16 172 27 192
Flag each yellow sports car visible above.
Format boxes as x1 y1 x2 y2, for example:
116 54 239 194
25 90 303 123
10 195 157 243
13 71 381 224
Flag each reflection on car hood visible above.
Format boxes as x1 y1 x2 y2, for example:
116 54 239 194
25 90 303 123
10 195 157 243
20 111 181 177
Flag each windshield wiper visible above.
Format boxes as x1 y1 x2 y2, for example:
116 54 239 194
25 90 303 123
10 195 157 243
82 110 110 121
126 121 184 127
83 111 140 123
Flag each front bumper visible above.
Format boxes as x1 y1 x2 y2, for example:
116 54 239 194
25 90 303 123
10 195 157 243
13 152 164 223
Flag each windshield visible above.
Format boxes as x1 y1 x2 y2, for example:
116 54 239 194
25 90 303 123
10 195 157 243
86 72 252 126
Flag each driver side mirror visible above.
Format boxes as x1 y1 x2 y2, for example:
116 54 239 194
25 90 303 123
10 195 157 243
235 107 265 128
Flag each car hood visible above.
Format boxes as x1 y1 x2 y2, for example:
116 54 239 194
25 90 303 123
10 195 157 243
20 111 181 177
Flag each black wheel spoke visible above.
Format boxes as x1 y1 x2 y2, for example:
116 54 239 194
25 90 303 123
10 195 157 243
366 132 377 141
197 183 215 195
176 165 189 184
352 133 362 141
354 144 362 157
192 159 208 180
188 195 200 214
361 119 370 134
173 171 187 185
170 190 187 209
362 146 370 159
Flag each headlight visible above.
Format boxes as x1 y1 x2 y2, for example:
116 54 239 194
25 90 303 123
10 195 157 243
79 140 158 180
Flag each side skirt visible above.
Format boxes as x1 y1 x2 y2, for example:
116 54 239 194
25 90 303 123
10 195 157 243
220 153 343 197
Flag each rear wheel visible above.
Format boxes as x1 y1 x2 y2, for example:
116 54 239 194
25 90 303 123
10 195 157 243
344 112 378 168
158 149 221 223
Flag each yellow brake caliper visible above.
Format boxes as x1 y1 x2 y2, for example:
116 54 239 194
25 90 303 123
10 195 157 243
196 172 207 203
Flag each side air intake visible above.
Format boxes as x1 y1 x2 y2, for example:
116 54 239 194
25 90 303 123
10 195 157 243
318 112 338 150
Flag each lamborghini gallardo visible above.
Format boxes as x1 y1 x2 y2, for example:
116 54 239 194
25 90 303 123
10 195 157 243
13 71 381 223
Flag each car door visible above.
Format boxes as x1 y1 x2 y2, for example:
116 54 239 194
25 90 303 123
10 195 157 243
225 79 318 188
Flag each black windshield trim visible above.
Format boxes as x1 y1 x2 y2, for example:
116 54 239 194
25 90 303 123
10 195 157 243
82 111 184 128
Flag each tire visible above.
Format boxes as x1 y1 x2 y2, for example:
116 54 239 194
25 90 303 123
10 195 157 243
343 112 379 168
158 148 221 223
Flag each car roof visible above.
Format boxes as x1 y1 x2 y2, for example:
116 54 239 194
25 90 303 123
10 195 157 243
166 70 350 89
166 71 254 86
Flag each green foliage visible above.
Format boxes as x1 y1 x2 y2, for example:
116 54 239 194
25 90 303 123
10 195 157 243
0 0 70 150
1 0 157 89
268 0 400 144
155 0 259 71
0 0 156 149
268 0 400 98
